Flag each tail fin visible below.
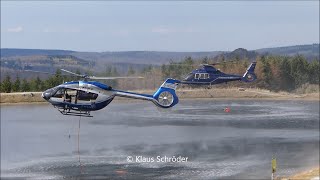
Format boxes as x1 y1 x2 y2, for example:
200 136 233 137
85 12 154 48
242 62 257 82
152 79 180 108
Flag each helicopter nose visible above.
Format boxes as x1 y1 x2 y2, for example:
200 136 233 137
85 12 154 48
42 90 51 100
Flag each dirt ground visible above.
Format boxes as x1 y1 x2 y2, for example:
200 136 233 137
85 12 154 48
0 87 318 104
279 167 319 180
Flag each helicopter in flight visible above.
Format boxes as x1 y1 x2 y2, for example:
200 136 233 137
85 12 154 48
34 69 180 117
180 62 257 86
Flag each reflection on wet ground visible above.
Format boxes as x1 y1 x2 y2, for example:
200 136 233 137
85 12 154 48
1 99 319 179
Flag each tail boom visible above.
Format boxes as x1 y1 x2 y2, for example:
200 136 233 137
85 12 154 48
114 78 180 108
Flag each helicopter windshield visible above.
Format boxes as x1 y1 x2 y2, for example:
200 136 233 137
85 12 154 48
184 73 194 80
53 88 64 98
50 87 98 102
42 87 60 99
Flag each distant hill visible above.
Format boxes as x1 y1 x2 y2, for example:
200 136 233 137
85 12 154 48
213 48 259 62
212 44 319 62
256 44 319 60
1 43 318 80
71 51 222 65
1 54 92 71
1 44 318 63
0 48 75 57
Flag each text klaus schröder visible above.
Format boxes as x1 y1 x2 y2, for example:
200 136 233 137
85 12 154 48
127 155 189 163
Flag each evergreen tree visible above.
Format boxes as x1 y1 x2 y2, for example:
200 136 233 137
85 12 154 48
201 56 209 64
29 76 42 91
184 56 194 65
12 75 21 92
0 82 3 92
290 55 309 88
279 57 294 91
180 57 194 78
54 69 63 85
44 76 56 90
21 79 30 92
308 59 319 84
260 56 273 89
29 79 37 92
2 74 12 93
35 76 43 91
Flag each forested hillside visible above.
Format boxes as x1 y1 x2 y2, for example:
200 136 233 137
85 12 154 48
1 44 318 92
1 54 318 93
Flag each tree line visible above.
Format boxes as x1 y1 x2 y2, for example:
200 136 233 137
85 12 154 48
0 54 319 93
0 69 78 93
160 55 319 91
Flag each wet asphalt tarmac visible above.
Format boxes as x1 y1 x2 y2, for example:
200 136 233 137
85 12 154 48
1 99 319 179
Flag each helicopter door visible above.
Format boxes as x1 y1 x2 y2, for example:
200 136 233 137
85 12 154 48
64 89 77 103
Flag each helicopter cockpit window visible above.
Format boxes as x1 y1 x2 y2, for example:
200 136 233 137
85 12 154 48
184 73 194 80
77 90 98 101
52 88 64 98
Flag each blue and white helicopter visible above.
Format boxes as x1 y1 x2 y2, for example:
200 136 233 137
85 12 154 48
41 69 180 117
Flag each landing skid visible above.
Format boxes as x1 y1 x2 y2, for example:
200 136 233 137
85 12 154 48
58 109 93 117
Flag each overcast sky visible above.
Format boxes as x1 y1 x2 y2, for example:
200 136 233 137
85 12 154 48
1 1 319 52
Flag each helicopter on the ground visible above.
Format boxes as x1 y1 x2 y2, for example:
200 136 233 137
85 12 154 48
180 62 257 86
37 69 180 117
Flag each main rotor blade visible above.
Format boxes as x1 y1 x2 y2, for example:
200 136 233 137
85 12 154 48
206 60 252 66
166 64 196 67
89 76 144 80
60 69 83 77
23 69 56 75
25 68 144 80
